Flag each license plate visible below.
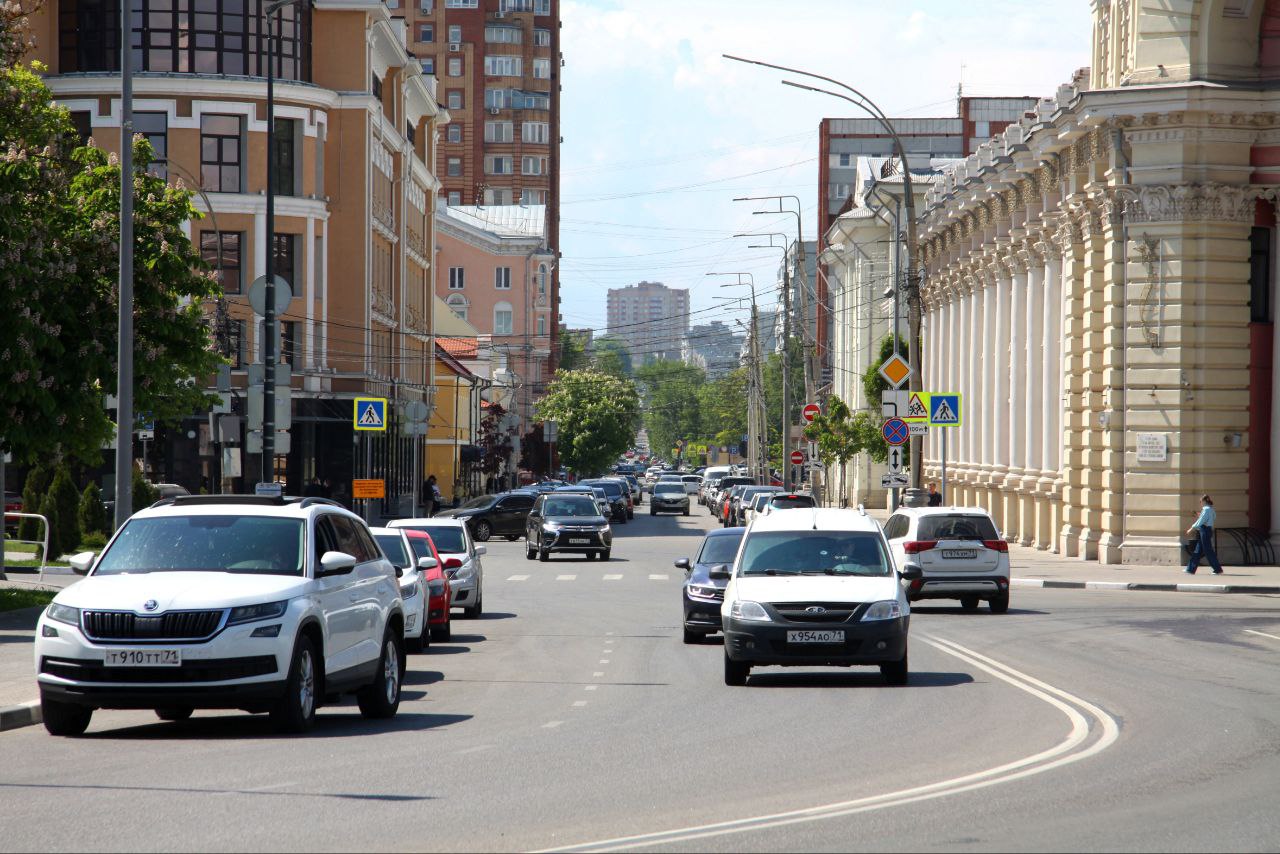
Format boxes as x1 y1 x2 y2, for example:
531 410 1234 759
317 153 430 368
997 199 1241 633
569 538 590 544
942 549 977 559
105 648 181 667
787 630 844 644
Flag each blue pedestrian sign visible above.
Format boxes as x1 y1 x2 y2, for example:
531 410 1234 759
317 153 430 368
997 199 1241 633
354 397 388 432
882 417 910 447
928 393 963 427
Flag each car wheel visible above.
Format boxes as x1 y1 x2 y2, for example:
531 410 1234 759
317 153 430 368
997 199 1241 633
430 615 452 642
650 509 656 516
406 632 426 653
505 534 520 542
601 549 611 561
466 592 483 619
989 591 1010 614
683 508 690 516
41 695 92 736
271 635 319 733
961 595 980 611
724 650 750 686
682 628 704 645
357 629 403 719
881 647 909 686
472 520 492 542
155 706 194 722
538 547 550 562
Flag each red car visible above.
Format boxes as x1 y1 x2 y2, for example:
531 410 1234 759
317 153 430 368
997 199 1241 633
404 529 453 642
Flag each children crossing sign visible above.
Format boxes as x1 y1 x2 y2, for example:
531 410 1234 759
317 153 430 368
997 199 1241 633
903 392 930 422
928 393 962 427
354 397 388 432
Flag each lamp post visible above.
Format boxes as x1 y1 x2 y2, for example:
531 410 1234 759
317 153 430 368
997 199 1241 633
724 54 928 507
113 0 135 530
707 273 766 482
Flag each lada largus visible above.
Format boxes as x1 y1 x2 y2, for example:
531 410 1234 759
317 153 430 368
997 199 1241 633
720 508 915 686
34 495 405 736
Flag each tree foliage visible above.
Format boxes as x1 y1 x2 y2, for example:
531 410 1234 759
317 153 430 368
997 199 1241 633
591 335 633 378
17 463 48 542
535 369 640 476
555 327 590 373
476 403 515 477
46 465 81 558
78 481 107 537
635 359 704 459
862 334 907 410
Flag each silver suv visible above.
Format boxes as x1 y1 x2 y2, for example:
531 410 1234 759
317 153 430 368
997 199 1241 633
881 507 1011 613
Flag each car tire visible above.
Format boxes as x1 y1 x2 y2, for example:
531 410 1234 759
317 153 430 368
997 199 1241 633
683 508 690 516
601 549 611 561
538 547 549 562
881 648 909 686
989 591 1010 614
430 615 452 642
357 629 403 720
155 706 194 722
270 634 319 734
961 595 980 611
41 695 92 736
406 632 426 653
724 651 750 686
472 520 492 543
682 627 703 645
466 592 483 619
505 534 520 542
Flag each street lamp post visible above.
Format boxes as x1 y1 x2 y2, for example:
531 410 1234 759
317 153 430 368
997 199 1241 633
724 55 929 507
113 0 135 530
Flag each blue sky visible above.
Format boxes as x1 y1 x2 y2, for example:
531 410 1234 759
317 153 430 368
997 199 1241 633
556 0 1093 334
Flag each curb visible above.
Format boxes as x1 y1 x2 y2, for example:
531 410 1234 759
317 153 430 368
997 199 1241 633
0 701 40 733
1012 578 1280 595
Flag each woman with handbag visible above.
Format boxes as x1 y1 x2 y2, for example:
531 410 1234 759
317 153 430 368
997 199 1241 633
1184 494 1224 575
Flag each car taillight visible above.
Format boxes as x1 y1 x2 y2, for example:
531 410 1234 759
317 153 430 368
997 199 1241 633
983 540 1009 552
904 541 937 554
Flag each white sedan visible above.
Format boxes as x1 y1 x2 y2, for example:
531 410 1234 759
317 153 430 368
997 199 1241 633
388 518 486 618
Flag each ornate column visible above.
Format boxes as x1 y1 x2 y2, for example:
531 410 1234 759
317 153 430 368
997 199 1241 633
992 252 1013 529
979 263 997 500
964 273 980 483
1056 210 1087 557
1039 228 1064 550
1020 240 1045 545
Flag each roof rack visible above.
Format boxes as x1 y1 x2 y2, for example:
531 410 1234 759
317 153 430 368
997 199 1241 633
150 494 323 509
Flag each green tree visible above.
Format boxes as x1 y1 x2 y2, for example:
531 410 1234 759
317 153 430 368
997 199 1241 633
634 359 705 460
17 463 49 542
592 336 633 378
78 481 107 537
535 369 640 476
47 465 81 558
862 334 907 410
36 491 59 561
555 327 590 373
132 468 159 513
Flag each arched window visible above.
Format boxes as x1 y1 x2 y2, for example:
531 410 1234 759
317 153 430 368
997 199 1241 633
446 293 468 321
494 301 514 336
537 263 548 295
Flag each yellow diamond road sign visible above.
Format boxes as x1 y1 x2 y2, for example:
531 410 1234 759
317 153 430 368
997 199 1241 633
878 354 912 389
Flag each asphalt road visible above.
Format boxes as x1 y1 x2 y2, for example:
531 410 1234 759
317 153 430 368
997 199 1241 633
2 502 1279 852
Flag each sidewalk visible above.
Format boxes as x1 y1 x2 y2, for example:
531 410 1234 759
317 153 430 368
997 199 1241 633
0 570 78 731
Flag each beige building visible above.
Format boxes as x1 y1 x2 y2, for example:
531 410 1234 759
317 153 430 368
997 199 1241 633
31 0 447 513
606 281 690 365
917 0 1280 565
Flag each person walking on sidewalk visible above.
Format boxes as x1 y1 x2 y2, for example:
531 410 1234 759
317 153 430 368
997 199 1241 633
1184 494 1224 575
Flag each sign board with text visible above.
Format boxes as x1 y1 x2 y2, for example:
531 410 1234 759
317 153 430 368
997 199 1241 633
1136 433 1168 462
352 479 386 499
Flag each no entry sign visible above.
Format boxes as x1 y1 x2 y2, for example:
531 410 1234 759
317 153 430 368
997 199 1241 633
802 403 821 423
790 450 805 466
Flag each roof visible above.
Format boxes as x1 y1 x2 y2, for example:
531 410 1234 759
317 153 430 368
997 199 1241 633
438 336 478 360
434 343 476 379
440 204 547 239
749 507 882 533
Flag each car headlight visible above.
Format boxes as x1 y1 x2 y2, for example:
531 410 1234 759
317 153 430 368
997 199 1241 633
228 600 289 625
452 563 473 581
686 585 720 602
46 602 81 626
427 579 446 597
729 600 771 622
543 521 563 531
861 600 903 621
400 581 420 599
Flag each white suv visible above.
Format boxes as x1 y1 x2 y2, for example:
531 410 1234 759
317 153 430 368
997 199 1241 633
881 507 1011 613
35 496 406 736
720 508 913 686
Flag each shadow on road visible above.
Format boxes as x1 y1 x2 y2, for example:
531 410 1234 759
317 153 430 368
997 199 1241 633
473 611 517 620
80 711 473 741
424 643 471 655
444 633 486 644
911 605 1049 616
744 670 974 689
403 669 444 686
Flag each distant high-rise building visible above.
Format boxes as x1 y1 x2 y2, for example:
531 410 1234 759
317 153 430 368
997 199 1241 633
683 321 743 380
606 282 690 364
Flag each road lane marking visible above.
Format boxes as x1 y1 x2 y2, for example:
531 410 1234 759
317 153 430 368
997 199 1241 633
572 701 588 708
1245 628 1280 642
455 745 493 755
603 574 623 581
584 685 598 691
507 574 530 582
593 671 605 677
599 659 610 664
649 574 669 581
541 721 564 729
542 635 1119 853
556 574 577 581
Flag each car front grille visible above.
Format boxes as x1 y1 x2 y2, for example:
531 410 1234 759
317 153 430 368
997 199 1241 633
40 655 277 683
82 610 225 642
768 602 863 623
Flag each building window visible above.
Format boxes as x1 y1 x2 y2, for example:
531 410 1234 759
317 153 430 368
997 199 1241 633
532 57 551 79
512 90 550 110
1251 227 1273 323
484 87 509 110
406 121 416 146
829 182 851 199
522 121 549 144
838 153 851 167
485 25 521 44
199 114 241 192
447 124 463 143
485 155 513 175
230 319 247 368
537 263 548 294
521 155 546 175
446 0 477 6
273 233 297 298
533 28 551 46
281 320 298 368
447 191 462 206
271 118 298 196
418 23 434 42
200 231 242 294
447 89 463 109
371 73 383 101
448 24 462 43
484 55 521 76
537 314 546 336
449 266 465 289
421 57 435 75
494 301 513 335
447 158 462 177
495 267 511 289
447 56 462 76
69 111 92 146
446 293 468 320
534 0 549 14
134 111 167 177
485 121 513 142
520 188 546 205
483 187 513 205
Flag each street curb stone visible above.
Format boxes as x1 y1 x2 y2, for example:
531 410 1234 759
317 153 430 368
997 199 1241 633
0 700 40 733
1012 577 1280 595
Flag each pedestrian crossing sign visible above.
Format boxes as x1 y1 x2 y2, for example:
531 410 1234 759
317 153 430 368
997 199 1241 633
354 397 388 432
903 392 930 422
928 393 962 427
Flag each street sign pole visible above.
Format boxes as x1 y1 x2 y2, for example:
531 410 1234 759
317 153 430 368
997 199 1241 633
941 429 947 505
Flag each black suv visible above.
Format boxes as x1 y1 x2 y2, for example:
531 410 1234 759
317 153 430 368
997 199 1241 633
525 493 613 561
578 479 630 523
436 491 536 542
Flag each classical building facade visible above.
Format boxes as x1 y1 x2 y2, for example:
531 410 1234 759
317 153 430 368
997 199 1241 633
917 0 1280 564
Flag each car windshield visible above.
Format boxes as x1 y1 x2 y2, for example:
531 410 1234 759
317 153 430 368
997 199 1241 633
406 535 437 562
460 495 497 510
771 496 815 510
697 532 743 565
682 476 701 484
373 533 410 569
586 481 623 497
738 531 891 577
655 484 684 495
751 494 772 511
94 515 306 576
402 525 466 553
918 515 999 541
543 498 600 517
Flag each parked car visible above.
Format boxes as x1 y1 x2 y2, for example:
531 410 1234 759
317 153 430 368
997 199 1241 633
525 493 613 562
601 477 636 518
700 467 732 505
710 475 756 513
4 491 21 536
650 482 690 516
680 475 703 496
733 486 782 526
758 493 818 517
435 491 536 542
371 527 431 652
35 494 405 735
720 507 913 686
388 518 485 618
619 474 643 506
676 527 745 643
721 484 755 527
555 485 611 518
402 530 453 640
881 507 1010 613
578 479 630 523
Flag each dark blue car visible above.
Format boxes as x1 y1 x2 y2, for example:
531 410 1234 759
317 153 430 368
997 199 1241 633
675 527 746 644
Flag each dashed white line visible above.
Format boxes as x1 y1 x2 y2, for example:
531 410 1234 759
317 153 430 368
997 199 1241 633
599 659 610 664
592 671 605 677
572 701 588 708
649 574 669 581
584 685 599 692
603 574 623 581
541 721 564 729
507 574 530 582
1245 628 1280 642
556 574 577 581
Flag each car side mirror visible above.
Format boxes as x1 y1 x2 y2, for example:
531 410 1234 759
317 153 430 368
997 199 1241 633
709 564 732 580
443 557 463 570
417 556 439 570
674 558 690 571
394 566 404 578
899 563 923 581
474 545 487 556
68 551 96 576
318 551 358 577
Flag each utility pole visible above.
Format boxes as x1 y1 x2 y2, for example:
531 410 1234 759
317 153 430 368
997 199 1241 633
113 0 135 529
708 272 767 484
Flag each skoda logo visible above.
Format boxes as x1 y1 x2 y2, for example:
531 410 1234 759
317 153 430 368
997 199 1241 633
805 606 826 615
143 600 158 612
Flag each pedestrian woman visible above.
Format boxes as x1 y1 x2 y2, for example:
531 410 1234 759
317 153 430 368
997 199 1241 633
1184 494 1224 575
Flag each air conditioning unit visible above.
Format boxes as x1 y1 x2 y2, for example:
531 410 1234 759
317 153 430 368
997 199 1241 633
488 107 501 115
494 9 505 17
448 43 462 52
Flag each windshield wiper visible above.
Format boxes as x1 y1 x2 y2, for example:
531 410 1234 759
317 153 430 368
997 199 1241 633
799 569 836 575
746 569 799 576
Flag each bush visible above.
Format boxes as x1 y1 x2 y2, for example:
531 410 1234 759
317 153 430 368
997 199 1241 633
132 468 159 512
17 464 49 542
47 466 81 560
36 491 58 561
78 482 107 537
80 531 107 549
